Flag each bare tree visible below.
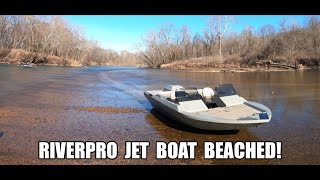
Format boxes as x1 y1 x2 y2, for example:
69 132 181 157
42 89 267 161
2 15 320 68
306 16 320 56
279 18 288 32
208 15 234 58
259 24 276 38
201 30 214 56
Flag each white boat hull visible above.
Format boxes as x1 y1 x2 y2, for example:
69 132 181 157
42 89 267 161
18 65 35 68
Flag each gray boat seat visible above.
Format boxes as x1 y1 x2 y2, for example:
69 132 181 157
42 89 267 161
202 87 214 102
170 91 176 101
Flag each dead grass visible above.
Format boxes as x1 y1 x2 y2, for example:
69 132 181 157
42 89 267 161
0 49 82 66
160 56 244 70
0 48 143 67
158 55 309 72
1 48 317 69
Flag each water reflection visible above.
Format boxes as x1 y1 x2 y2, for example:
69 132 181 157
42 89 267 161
147 109 240 135
144 109 260 141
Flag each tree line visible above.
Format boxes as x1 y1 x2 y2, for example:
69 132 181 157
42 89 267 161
0 15 140 66
1 15 319 68
140 16 320 68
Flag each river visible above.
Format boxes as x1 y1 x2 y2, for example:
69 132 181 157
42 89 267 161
0 64 319 164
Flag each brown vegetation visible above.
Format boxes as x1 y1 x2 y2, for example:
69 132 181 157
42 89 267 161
139 15 320 70
0 16 141 66
159 57 303 72
1 15 319 70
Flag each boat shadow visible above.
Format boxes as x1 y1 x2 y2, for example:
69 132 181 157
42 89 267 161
149 108 239 135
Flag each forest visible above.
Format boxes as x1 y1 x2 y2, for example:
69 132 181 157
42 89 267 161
0 16 141 66
0 15 319 69
140 15 320 70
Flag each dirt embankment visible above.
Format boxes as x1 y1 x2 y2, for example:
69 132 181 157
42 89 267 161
159 56 317 72
0 49 83 67
0 49 148 67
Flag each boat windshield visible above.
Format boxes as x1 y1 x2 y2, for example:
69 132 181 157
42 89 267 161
215 84 237 97
175 88 202 102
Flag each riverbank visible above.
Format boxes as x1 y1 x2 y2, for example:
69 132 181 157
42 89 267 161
1 49 318 72
159 57 315 73
0 49 146 67
0 49 83 67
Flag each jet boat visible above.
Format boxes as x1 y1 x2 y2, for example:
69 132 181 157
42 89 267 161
144 84 272 130
17 63 36 68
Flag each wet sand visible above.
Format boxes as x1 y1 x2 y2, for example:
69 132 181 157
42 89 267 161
66 106 146 114
0 65 319 164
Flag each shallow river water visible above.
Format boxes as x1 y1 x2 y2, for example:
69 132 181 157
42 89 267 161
0 64 319 164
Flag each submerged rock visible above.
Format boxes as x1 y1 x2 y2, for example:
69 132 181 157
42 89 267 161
0 131 4 138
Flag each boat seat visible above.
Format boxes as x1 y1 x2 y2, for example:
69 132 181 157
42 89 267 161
170 91 176 101
202 87 214 102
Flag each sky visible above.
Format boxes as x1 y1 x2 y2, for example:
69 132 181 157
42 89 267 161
63 15 309 53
